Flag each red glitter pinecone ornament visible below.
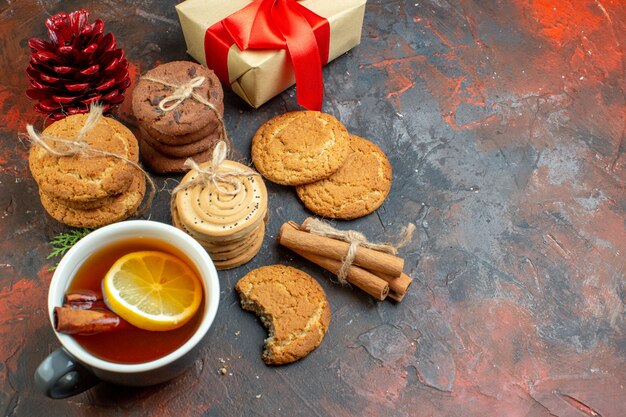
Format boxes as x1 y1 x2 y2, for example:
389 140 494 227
26 10 130 121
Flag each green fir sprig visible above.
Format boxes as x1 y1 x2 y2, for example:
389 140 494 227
47 228 93 270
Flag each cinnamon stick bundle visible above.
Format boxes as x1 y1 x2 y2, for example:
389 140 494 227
280 221 404 278
278 220 413 302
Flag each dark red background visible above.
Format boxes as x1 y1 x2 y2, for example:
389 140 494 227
0 1 624 416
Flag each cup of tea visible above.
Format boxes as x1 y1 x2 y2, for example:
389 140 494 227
34 220 220 398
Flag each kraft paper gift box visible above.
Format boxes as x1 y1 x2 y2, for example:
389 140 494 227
176 0 367 108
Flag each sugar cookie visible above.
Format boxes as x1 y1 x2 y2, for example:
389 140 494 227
251 111 349 185
296 135 392 219
29 114 138 203
235 265 331 365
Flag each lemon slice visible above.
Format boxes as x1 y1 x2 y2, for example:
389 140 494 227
102 251 202 331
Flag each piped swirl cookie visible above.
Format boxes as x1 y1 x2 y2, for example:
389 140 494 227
176 160 267 240
251 111 350 185
235 265 331 365
172 154 268 270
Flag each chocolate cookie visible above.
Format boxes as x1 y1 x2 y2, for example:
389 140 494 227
296 135 393 219
132 61 224 137
139 136 220 174
29 114 138 203
251 111 350 185
139 126 223 158
142 116 222 146
39 171 146 228
235 265 331 365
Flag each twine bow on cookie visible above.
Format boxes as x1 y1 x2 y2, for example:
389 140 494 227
170 141 260 212
26 104 104 157
302 218 416 284
141 75 211 112
25 104 156 216
141 74 230 145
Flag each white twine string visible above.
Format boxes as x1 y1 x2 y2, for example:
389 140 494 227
25 104 156 217
302 218 416 284
141 75 209 112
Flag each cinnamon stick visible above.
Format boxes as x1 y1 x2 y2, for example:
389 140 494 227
289 248 389 301
54 307 130 335
378 273 413 302
278 222 404 278
63 290 103 310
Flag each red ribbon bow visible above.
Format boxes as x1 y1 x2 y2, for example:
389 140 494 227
205 0 330 110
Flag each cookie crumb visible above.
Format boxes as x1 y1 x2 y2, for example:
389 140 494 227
255 394 262 399
235 330 241 336
219 367 228 375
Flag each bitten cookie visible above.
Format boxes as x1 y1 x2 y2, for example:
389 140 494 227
251 111 350 185
296 135 393 219
29 114 138 203
235 265 331 365
132 61 224 137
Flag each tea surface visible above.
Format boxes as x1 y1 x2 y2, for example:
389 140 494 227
67 237 204 364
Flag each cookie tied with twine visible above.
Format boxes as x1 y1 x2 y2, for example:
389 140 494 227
132 61 228 174
140 74 228 141
133 61 224 136
142 75 211 112
25 104 155 227
171 141 268 269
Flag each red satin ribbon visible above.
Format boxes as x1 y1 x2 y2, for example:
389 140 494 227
204 0 330 110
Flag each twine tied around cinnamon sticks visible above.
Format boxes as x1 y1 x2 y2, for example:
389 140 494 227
170 141 260 212
278 219 415 302
25 104 156 216
303 218 415 285
140 75 231 146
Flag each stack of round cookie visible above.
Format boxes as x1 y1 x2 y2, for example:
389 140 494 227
171 160 268 270
29 113 146 228
252 111 392 220
132 61 226 174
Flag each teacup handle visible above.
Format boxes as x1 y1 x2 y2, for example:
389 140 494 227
34 348 100 398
